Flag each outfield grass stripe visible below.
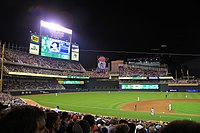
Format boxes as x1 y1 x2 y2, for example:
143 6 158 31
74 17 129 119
156 114 193 121
38 101 122 111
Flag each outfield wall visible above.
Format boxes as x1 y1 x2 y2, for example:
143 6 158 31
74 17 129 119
5 80 200 96
7 89 89 96
86 79 119 91
119 84 200 92
159 84 200 92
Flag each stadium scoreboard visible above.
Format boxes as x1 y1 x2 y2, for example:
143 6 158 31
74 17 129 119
41 36 71 60
29 20 80 61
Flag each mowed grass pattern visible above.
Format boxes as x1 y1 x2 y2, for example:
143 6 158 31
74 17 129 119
19 92 200 122
172 102 200 114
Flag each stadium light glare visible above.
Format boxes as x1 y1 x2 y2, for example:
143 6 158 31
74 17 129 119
40 20 72 35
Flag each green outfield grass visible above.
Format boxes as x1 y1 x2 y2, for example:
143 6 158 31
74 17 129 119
19 91 200 122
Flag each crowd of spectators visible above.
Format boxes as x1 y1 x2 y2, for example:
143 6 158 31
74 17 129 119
0 93 26 109
168 79 199 84
119 78 199 85
3 79 65 91
0 48 110 79
119 64 168 77
119 80 160 84
4 48 85 71
118 64 200 84
5 64 109 78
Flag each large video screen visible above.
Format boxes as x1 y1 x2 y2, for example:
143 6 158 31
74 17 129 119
121 84 159 89
41 36 71 60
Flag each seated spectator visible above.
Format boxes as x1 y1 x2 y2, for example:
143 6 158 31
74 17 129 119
115 123 130 133
83 114 96 132
0 105 48 133
0 102 8 114
119 119 128 125
135 124 145 133
67 121 75 133
46 111 61 133
98 120 108 133
58 111 71 133
127 122 136 133
158 120 200 133
108 123 130 133
72 119 90 133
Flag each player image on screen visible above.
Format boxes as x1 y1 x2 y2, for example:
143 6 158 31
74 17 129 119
41 36 71 60
50 41 60 52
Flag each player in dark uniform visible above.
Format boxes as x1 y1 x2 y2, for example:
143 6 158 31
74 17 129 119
134 104 137 111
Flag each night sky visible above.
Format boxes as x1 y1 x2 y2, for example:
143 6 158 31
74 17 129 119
1 1 200 78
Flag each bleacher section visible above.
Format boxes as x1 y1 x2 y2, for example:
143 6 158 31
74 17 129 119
0 48 111 94
1 47 200 94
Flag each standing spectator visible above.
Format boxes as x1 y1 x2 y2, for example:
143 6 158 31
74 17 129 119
0 105 48 133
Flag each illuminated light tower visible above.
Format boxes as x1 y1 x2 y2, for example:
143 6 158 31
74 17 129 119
40 20 72 43
40 20 72 34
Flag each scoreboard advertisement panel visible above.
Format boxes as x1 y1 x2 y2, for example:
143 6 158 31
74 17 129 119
29 43 40 55
41 36 71 60
30 33 40 44
71 44 79 61
29 33 40 55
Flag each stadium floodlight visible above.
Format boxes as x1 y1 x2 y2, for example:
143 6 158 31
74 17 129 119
40 20 72 35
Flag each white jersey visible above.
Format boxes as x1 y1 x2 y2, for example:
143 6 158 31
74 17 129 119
169 104 172 111
151 108 154 116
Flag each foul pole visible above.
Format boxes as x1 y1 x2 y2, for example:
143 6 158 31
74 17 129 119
0 42 5 92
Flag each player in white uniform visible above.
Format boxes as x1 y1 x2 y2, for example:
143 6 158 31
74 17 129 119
168 103 172 111
151 107 154 116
